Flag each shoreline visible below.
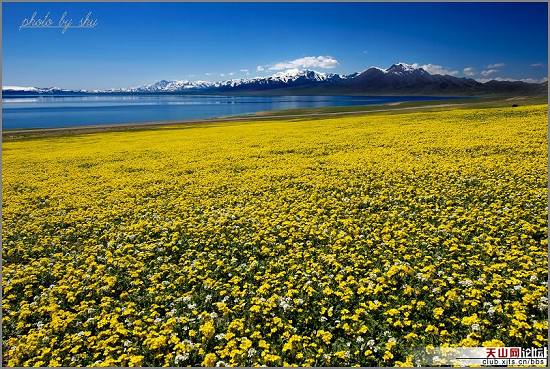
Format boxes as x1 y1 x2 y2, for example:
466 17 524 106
3 95 546 140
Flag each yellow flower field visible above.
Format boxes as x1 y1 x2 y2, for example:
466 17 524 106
2 105 548 366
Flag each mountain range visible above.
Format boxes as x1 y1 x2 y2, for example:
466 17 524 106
3 63 547 96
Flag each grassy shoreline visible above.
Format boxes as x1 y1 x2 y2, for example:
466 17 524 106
2 95 547 141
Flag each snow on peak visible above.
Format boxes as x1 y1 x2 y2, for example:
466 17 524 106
365 66 388 73
3 85 39 91
129 79 216 92
386 63 419 73
270 69 329 82
271 68 303 79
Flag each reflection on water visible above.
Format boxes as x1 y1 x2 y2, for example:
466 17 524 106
2 94 457 129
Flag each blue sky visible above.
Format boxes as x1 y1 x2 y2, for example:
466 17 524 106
3 2 548 89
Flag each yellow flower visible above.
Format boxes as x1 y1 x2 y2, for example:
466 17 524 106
199 320 215 340
425 325 439 334
482 339 505 347
202 353 217 367
461 314 480 326
334 351 349 359
128 355 144 367
433 307 444 318
316 330 332 344
3 104 547 367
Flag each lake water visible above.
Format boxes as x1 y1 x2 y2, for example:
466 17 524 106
2 95 457 129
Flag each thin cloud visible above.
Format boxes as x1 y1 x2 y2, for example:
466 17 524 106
463 67 476 77
517 77 548 83
266 56 339 71
481 69 498 77
256 65 265 72
530 63 544 67
415 63 459 76
477 76 547 83
486 63 505 69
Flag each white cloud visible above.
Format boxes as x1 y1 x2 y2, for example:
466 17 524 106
266 56 339 71
481 69 498 77
530 63 544 67
240 69 249 73
414 63 459 76
205 72 213 76
256 65 265 72
463 67 476 76
220 73 225 77
487 63 505 68
228 72 235 76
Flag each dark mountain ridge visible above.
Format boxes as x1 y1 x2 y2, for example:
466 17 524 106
3 63 547 97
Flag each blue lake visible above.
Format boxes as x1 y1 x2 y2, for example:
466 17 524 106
2 95 458 129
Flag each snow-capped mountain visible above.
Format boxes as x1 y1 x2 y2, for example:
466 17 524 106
341 63 483 94
3 63 547 96
123 69 349 93
125 79 216 92
3 86 40 92
2 86 86 94
386 63 429 75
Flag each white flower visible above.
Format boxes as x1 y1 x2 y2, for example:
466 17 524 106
539 296 548 310
417 273 427 281
279 296 292 311
459 279 473 287
174 353 189 364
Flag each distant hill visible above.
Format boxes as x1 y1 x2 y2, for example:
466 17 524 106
3 63 547 97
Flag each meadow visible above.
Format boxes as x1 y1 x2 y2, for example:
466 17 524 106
2 105 548 366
